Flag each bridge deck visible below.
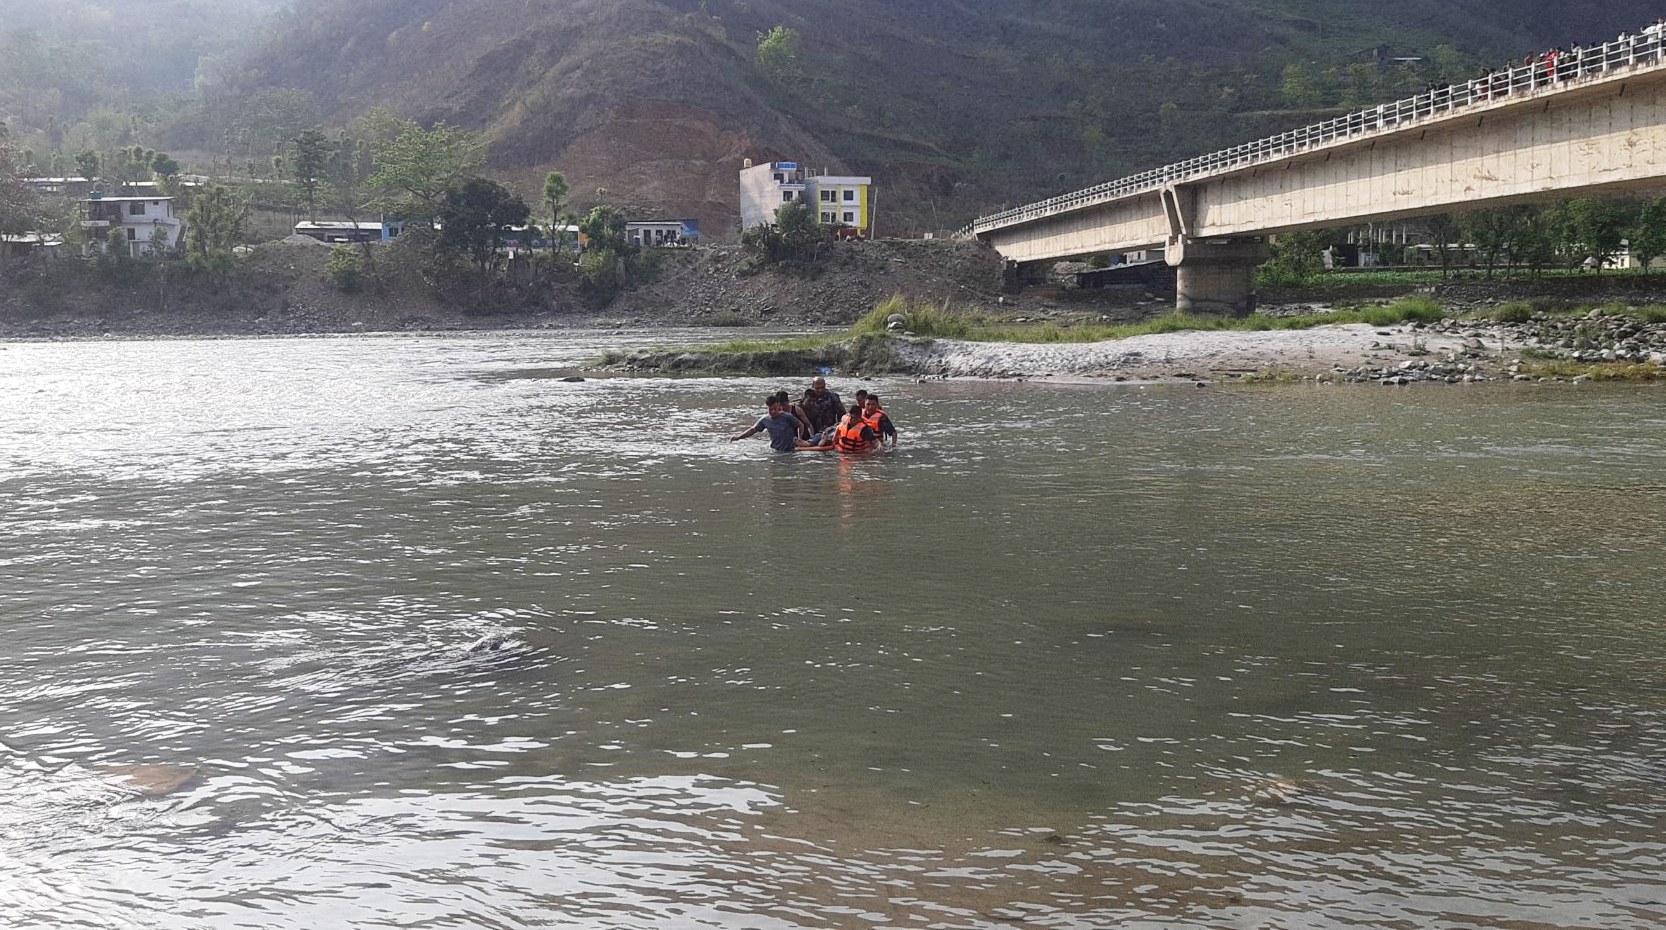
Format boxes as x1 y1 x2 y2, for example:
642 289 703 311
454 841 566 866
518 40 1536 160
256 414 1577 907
964 29 1666 240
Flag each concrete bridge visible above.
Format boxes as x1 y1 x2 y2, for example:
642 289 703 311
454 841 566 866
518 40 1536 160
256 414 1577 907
962 29 1666 314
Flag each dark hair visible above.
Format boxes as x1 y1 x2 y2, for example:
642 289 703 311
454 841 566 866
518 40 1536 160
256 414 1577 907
866 393 882 405
803 389 816 398
854 389 869 399
773 390 790 404
763 394 780 407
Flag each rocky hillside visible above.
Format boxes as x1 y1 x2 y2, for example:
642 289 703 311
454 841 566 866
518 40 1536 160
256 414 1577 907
227 0 1663 236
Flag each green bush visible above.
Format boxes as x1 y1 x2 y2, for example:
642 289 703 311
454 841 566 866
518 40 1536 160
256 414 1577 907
1256 231 1326 288
1490 301 1535 323
578 248 626 305
852 295 971 338
1358 296 1444 325
324 245 363 292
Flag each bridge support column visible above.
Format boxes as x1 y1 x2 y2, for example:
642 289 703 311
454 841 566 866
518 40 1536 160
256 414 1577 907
1166 236 1270 316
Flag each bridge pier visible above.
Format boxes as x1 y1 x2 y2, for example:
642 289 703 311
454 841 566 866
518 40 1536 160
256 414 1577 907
1166 236 1270 317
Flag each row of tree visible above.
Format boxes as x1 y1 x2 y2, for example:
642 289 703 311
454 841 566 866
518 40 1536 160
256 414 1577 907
1261 197 1666 286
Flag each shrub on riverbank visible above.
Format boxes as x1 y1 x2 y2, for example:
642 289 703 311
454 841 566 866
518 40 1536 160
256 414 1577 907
853 295 973 338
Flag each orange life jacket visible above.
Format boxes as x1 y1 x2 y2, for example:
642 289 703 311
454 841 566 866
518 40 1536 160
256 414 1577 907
861 410 885 435
834 417 873 453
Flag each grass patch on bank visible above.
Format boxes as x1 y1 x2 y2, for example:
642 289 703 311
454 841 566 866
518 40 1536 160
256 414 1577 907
1518 360 1666 381
844 294 1447 344
697 333 848 353
603 290 1666 368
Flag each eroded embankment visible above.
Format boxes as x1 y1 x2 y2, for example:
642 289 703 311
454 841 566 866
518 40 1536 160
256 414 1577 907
599 310 1666 384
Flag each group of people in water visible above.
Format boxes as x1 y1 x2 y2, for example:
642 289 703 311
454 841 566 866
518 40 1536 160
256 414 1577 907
730 377 898 453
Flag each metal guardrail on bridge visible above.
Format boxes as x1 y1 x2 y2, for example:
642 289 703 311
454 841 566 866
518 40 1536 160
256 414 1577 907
959 28 1666 239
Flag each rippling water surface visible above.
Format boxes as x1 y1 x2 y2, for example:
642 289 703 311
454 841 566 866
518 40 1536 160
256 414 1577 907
3 332 1665 929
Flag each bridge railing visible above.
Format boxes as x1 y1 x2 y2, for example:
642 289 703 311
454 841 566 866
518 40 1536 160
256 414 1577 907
962 27 1666 238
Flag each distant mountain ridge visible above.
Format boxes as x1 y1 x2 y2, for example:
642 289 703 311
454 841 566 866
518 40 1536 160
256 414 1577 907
205 0 1666 234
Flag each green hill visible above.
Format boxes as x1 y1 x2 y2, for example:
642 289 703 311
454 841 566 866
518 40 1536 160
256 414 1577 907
4 0 1659 235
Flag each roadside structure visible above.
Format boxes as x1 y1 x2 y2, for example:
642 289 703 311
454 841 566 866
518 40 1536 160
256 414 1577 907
808 173 871 236
80 195 185 257
1 233 64 262
291 219 405 243
739 159 872 237
738 159 807 231
626 219 699 247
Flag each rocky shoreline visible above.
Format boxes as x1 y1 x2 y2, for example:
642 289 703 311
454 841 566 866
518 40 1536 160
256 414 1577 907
605 308 1666 386
5 237 1666 386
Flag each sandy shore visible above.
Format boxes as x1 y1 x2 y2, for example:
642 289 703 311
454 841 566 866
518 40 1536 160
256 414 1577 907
892 321 1523 382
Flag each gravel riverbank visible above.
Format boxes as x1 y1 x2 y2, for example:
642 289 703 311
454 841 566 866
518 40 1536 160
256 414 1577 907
612 309 1666 385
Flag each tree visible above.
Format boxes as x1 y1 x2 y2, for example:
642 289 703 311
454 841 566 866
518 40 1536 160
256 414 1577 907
437 176 530 274
580 203 629 254
0 141 50 278
291 129 331 222
73 150 100 183
756 25 804 85
1551 198 1627 272
1630 196 1666 273
184 184 249 282
1256 229 1326 287
365 119 486 222
1425 212 1461 277
574 203 637 303
150 152 181 181
1278 63 1320 108
740 200 823 264
541 170 568 245
1511 208 1559 277
226 88 319 164
324 132 382 290
1460 206 1533 279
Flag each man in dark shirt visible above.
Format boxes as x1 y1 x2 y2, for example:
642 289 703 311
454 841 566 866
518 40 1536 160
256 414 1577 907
802 377 846 435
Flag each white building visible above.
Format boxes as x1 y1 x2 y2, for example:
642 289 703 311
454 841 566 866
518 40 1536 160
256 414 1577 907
738 160 807 232
81 196 186 257
738 159 873 236
626 220 699 247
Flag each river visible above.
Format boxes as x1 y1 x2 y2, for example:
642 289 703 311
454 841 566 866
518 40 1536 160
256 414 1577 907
2 331 1664 929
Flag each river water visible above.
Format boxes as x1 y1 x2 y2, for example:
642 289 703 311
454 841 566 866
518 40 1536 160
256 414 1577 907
2 331 1664 929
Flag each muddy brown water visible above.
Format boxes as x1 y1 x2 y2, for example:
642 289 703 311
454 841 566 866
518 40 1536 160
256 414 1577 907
2 331 1664 928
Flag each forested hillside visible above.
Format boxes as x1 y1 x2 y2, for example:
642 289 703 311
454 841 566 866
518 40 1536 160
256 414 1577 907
0 1 284 164
2 0 1660 234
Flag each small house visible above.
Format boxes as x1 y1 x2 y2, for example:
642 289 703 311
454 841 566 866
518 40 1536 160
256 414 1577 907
291 220 404 243
80 195 186 257
1 233 64 262
626 220 699 248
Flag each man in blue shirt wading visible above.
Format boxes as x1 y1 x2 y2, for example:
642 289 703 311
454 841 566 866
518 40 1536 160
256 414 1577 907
731 395 832 452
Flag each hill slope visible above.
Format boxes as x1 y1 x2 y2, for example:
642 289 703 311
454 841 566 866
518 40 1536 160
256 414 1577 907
233 0 1666 234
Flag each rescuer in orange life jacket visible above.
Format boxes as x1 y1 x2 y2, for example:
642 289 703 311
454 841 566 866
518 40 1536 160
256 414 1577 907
861 394 898 448
832 404 881 453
